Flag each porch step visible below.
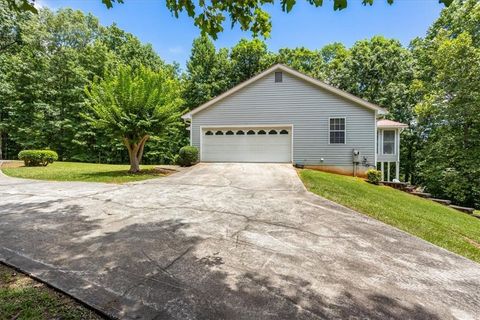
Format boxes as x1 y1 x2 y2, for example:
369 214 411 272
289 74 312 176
410 191 432 198
431 198 452 205
449 205 475 215
380 181 407 191
405 185 416 191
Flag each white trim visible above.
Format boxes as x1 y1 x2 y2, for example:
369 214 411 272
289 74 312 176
291 124 294 163
396 128 401 162
387 162 391 181
198 124 292 129
182 64 387 119
200 125 203 161
374 113 378 165
328 117 347 145
395 161 400 180
382 129 396 155
199 124 294 163
189 122 193 146
377 125 408 129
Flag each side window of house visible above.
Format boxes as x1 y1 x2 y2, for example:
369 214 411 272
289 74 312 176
383 130 395 154
329 118 345 144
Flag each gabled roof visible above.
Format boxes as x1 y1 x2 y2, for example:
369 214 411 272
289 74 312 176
182 64 388 119
377 119 408 128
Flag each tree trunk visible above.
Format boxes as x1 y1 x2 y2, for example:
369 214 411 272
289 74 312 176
123 135 149 173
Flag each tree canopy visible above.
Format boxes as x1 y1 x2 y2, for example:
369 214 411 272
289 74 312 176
5 0 453 38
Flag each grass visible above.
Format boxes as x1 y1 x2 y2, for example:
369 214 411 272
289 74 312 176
0 263 103 320
1 161 164 183
299 169 480 263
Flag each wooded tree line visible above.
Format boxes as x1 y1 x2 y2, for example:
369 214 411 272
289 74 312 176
0 0 478 207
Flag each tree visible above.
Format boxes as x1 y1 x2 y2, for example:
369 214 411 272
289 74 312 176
415 32 480 207
6 0 453 39
1 5 173 163
0 1 25 159
427 0 479 46
410 0 480 206
0 1 24 52
99 24 165 71
183 35 232 109
230 38 273 84
320 42 349 84
85 65 183 172
276 47 324 79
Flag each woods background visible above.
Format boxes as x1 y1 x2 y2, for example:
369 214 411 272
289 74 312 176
0 0 479 208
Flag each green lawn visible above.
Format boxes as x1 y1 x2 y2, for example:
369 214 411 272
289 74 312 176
299 169 480 263
0 263 103 319
2 161 163 183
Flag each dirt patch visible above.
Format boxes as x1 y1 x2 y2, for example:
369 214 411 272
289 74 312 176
464 237 480 249
0 161 23 169
154 165 188 175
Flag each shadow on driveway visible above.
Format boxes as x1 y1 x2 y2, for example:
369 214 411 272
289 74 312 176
0 197 440 319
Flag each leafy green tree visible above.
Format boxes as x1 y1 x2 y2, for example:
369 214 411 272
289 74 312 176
1 5 174 163
0 1 23 52
0 1 26 159
183 35 232 109
415 32 480 207
329 36 414 107
410 0 480 206
427 0 479 46
276 47 324 79
99 24 165 71
143 122 188 165
320 42 349 84
5 0 453 38
85 65 183 172
3 8 103 160
230 38 273 84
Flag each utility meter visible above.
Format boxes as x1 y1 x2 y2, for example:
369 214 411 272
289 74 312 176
352 150 361 163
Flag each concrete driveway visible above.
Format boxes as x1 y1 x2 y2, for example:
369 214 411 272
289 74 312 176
1 163 480 319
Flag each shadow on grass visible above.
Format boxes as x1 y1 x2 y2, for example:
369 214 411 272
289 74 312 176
78 169 163 177
76 169 164 183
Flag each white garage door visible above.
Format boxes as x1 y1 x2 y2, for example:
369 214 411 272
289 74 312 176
201 127 292 163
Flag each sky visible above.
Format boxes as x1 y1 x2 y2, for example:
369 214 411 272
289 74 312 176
39 0 445 69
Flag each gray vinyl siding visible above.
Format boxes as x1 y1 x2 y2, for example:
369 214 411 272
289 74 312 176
191 71 376 168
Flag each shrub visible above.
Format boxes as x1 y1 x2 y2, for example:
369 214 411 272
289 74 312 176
366 169 382 185
177 146 199 167
18 150 58 167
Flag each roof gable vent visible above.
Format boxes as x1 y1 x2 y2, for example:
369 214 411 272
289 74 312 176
275 71 283 83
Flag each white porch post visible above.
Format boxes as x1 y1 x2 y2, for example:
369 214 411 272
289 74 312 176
395 161 400 181
380 162 384 181
387 162 391 181
396 128 401 182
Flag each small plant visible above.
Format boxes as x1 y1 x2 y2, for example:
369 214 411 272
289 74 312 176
177 146 199 167
18 150 58 167
366 169 382 185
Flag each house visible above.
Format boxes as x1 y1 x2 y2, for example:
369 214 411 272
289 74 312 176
182 64 407 180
